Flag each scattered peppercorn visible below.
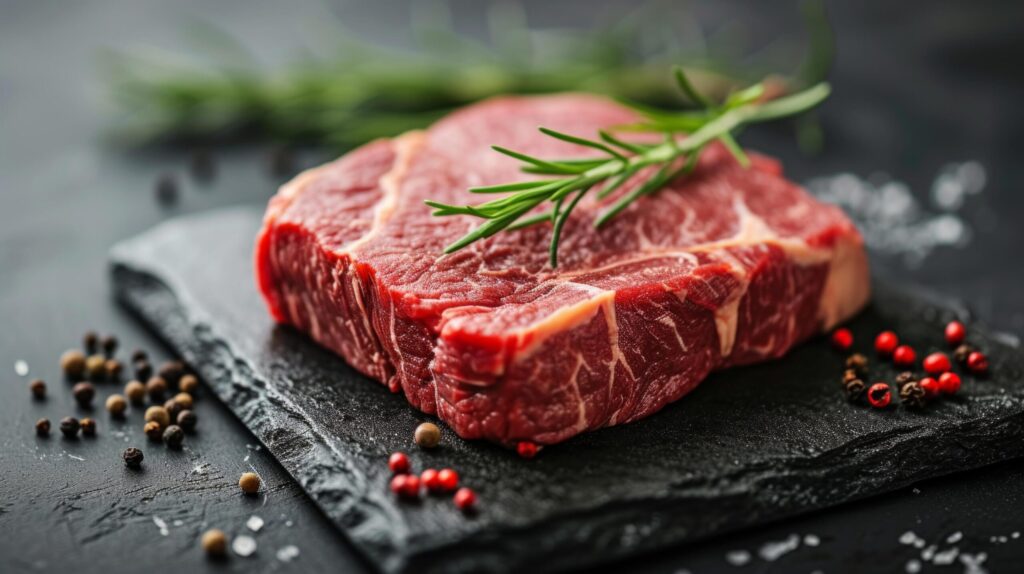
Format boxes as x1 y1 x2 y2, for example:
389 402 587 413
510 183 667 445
29 379 46 399
179 374 199 394
123 447 144 468
134 360 153 381
60 416 81 438
100 335 118 357
144 405 170 429
967 351 989 375
841 369 860 386
80 417 97 436
899 381 927 409
105 359 123 381
72 382 96 407
843 378 866 402
164 399 183 422
893 345 916 368
106 394 128 417
144 421 164 441
60 350 87 378
437 468 459 492
388 452 411 474
36 418 51 436
453 487 477 511
173 392 194 410
874 331 899 357
390 474 420 498
130 349 148 363
146 376 168 400
421 469 441 492
85 354 107 380
155 172 178 205
124 380 146 404
954 344 974 364
83 331 99 354
157 361 185 386
867 383 892 409
414 422 441 448
945 321 966 346
201 529 228 557
239 472 261 495
894 371 916 388
939 372 962 395
831 328 853 351
919 377 941 398
516 441 539 459
177 410 197 432
163 425 185 448
845 353 869 376
923 352 951 376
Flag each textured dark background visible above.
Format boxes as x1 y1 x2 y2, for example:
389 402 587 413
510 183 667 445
2 1 1023 573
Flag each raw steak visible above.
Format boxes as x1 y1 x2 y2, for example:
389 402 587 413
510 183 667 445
255 94 870 446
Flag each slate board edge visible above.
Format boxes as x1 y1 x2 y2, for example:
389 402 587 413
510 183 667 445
109 212 1024 574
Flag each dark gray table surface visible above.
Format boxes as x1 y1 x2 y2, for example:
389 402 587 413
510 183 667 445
2 1 1023 573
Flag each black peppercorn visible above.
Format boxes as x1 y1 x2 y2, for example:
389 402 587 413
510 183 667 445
101 335 118 357
844 378 866 402
80 417 97 436
177 410 197 432
157 361 185 386
29 379 46 399
841 369 859 388
83 331 99 354
60 416 80 438
163 424 185 448
845 353 869 375
146 376 168 401
155 173 178 205
954 344 974 364
36 418 51 436
900 381 927 409
895 372 916 387
72 382 96 407
164 398 182 422
135 360 153 381
130 349 148 363
105 359 123 381
123 447 144 468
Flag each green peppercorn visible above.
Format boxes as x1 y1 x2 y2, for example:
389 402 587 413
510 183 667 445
177 410 197 432
85 355 106 380
163 425 185 448
72 382 96 407
123 447 144 468
101 335 118 357
146 376 168 401
144 421 163 441
414 422 441 448
29 379 46 399
80 417 97 437
35 418 51 436
124 380 146 405
60 416 80 438
61 350 87 378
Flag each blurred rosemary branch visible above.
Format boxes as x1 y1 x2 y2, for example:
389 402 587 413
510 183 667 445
102 1 831 149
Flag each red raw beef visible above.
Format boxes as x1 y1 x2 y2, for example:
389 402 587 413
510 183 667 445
255 94 869 445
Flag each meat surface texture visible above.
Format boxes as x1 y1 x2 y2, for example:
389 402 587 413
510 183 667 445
255 94 870 446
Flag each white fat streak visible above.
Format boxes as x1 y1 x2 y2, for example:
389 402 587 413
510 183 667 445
566 354 588 433
605 296 636 425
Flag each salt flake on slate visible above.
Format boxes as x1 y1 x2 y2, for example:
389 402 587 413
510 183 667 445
276 545 300 563
153 516 169 536
899 531 920 545
725 550 751 566
759 533 800 561
946 531 963 544
960 552 989 574
803 534 820 547
932 547 959 565
14 360 28 376
246 515 264 532
921 545 937 561
232 535 257 557
905 559 922 573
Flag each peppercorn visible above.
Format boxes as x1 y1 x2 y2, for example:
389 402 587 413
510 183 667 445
83 331 99 354
146 376 168 401
60 350 87 378
843 378 866 402
954 344 974 364
421 469 441 492
388 452 410 474
105 359 123 381
845 353 869 376
130 349 148 363
72 382 96 407
874 331 899 357
36 418 51 436
390 474 420 498
179 374 199 394
134 360 153 381
923 352 951 376
106 394 128 417
85 354 107 380
516 441 539 459
80 417 97 436
831 328 853 351
155 172 178 205
29 379 46 399
899 381 927 409
124 380 146 405
239 472 261 495
919 377 941 398
163 425 184 448
173 392 194 410
867 383 892 409
177 410 197 432
939 372 962 395
144 405 170 429
945 321 966 346
967 351 989 375
164 399 183 422
201 529 228 557
100 335 118 357
123 447 144 468
437 468 459 492
60 416 81 438
841 369 860 385
157 361 185 386
453 487 477 511
893 345 916 368
414 422 441 448
144 421 163 441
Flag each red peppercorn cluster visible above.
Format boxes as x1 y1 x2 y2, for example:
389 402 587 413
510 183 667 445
833 321 990 411
387 451 475 512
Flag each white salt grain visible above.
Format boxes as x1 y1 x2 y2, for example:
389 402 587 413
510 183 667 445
899 531 919 545
905 558 922 573
960 552 989 574
246 515 264 532
153 516 169 536
946 531 963 544
232 535 257 557
758 534 800 561
803 534 820 547
932 547 959 565
725 549 751 566
276 545 300 563
1013 531 1020 539
15 360 28 376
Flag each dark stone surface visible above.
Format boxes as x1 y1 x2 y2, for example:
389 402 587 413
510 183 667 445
110 207 1024 574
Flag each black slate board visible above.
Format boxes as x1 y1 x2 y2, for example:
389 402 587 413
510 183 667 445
110 207 1024 574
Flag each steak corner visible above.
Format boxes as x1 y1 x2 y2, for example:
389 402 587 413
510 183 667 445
255 94 870 446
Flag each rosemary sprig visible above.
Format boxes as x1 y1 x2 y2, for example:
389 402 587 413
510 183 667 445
427 68 831 267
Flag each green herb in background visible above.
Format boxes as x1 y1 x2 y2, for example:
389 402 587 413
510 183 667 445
102 1 831 149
